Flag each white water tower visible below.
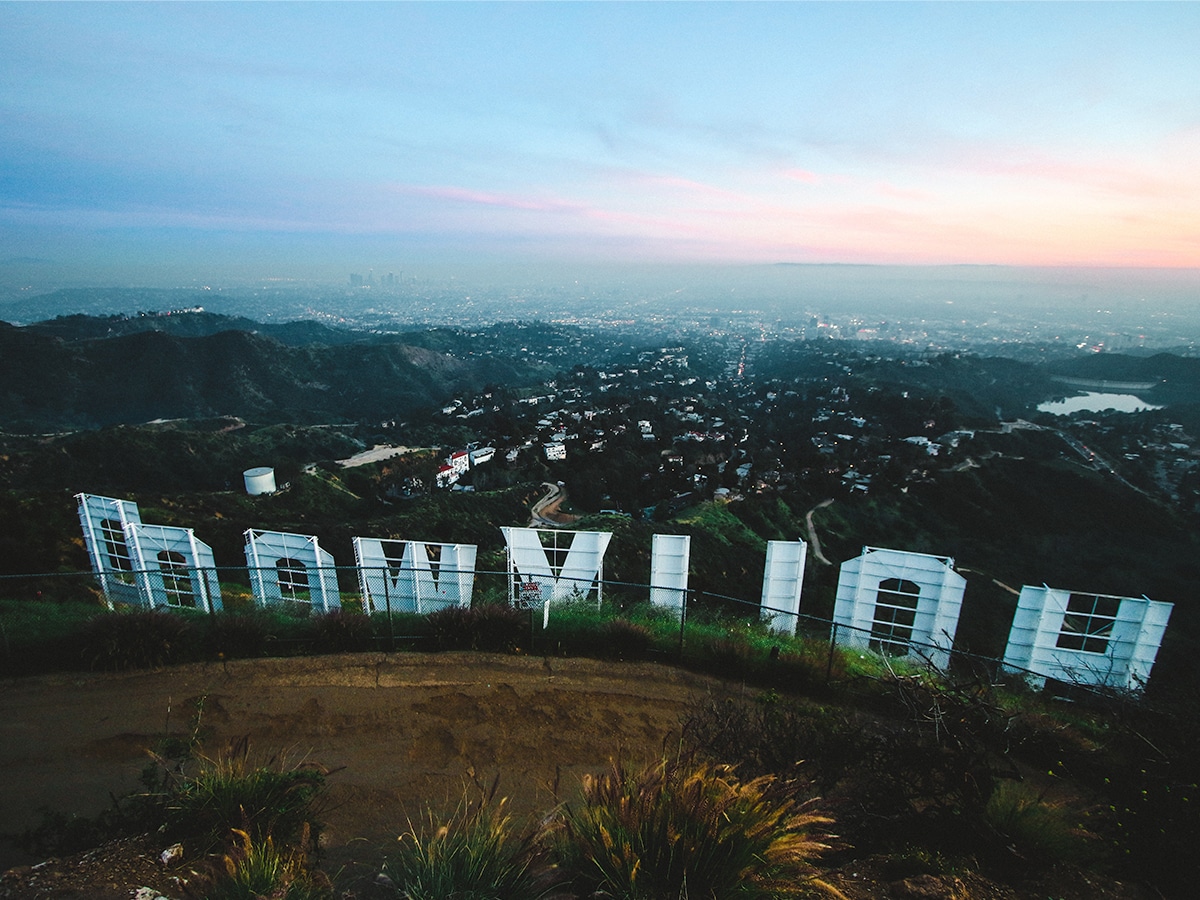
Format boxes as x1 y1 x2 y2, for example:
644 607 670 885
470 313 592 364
243 466 277 496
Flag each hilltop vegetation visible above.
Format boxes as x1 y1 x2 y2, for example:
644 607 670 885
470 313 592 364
2 312 1199 697
0 315 549 429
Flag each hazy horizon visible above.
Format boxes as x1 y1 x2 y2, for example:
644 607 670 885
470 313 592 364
5 261 1200 343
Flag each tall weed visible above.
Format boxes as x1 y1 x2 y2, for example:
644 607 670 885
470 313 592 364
187 825 332 900
558 755 831 900
386 778 558 900
156 736 326 851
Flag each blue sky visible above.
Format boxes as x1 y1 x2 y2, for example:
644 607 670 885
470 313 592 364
2 2 1199 279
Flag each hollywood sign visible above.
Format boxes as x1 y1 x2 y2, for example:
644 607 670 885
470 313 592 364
77 493 1171 692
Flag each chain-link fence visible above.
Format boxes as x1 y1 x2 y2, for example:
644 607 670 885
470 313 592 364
1 561 1060 696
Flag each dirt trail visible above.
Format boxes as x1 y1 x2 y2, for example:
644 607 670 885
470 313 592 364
804 498 835 565
0 653 726 875
529 481 581 527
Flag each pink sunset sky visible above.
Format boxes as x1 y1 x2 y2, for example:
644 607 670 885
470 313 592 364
2 2 1198 276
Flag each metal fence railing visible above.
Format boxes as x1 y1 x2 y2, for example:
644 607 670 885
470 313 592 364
0 564 1132 703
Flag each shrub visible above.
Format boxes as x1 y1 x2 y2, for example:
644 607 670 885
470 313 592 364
386 781 557 900
426 602 527 653
599 618 652 660
205 610 270 659
472 602 528 652
682 694 858 792
696 636 757 680
311 608 376 653
79 608 200 670
558 755 831 900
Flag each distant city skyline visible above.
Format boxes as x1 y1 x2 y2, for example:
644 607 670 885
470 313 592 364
2 2 1199 282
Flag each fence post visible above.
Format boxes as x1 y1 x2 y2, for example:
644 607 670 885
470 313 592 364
383 568 395 653
826 622 838 684
677 591 689 661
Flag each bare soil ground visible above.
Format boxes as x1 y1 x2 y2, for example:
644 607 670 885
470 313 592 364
0 652 724 896
0 654 1154 900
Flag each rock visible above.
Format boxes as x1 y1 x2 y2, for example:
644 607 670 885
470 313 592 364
890 873 968 900
160 843 184 865
374 871 396 888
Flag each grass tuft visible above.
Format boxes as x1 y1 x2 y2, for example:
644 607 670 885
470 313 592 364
559 754 832 900
188 825 332 900
386 777 558 900
155 735 327 852
983 780 1101 865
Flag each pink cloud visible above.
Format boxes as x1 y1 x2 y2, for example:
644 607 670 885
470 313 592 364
873 181 933 202
627 173 751 204
942 140 1192 201
781 167 821 185
995 157 1176 198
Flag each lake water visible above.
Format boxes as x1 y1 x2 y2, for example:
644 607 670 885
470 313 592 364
1037 392 1162 415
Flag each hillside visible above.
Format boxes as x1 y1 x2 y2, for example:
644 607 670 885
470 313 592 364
20 311 362 346
0 320 542 429
1048 352 1200 404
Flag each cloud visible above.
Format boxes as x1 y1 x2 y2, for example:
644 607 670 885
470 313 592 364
985 155 1181 199
398 184 583 214
781 168 821 185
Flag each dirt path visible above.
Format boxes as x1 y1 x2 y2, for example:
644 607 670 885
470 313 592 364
529 481 580 527
804 498 835 566
0 653 726 876
336 444 431 468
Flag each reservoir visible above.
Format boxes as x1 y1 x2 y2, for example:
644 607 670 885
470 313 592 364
1037 391 1162 415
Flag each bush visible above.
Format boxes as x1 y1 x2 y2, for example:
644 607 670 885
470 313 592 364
386 781 556 900
426 602 527 653
599 618 652 660
426 605 478 650
205 610 270 659
683 694 859 792
558 755 831 900
79 608 200 670
311 608 376 653
472 602 528 652
698 636 755 679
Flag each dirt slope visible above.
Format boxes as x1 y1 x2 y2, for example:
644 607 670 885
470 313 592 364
0 653 724 879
